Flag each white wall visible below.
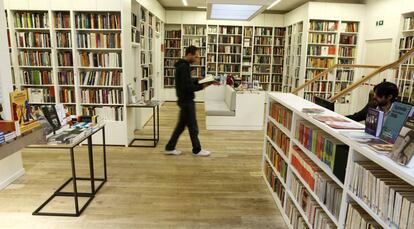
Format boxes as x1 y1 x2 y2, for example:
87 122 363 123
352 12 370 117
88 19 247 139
137 0 165 21
165 10 284 27
284 2 308 26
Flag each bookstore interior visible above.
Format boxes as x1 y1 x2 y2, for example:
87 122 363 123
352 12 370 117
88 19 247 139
0 0 414 228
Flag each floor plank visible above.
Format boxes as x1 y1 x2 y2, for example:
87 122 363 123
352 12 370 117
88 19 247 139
0 102 287 229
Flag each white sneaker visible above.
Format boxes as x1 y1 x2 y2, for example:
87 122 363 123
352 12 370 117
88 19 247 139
164 149 182 155
193 149 211 157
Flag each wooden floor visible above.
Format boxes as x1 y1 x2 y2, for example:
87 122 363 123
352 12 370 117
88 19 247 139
0 102 287 229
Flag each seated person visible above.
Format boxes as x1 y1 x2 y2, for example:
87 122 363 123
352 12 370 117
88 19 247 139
346 81 399 122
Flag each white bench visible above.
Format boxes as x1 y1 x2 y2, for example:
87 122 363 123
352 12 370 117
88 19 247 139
204 85 265 130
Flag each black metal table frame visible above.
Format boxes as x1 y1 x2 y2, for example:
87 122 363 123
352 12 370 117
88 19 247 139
128 104 160 148
31 126 107 217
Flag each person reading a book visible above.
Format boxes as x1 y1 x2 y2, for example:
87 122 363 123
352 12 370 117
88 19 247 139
346 82 399 122
165 46 214 157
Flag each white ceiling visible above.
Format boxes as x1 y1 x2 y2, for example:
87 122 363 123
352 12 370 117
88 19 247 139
158 0 365 12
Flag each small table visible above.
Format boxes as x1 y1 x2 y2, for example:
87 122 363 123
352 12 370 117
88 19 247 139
29 124 107 217
127 101 160 147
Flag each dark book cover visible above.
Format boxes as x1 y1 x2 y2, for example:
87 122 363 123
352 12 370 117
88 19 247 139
365 108 384 137
380 102 412 144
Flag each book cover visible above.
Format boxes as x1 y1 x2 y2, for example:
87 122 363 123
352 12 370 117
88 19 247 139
41 105 61 131
10 90 31 125
380 102 412 144
365 108 384 137
28 88 44 103
389 117 414 167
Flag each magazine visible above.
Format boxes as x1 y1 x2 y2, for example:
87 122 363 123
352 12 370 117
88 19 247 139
389 117 414 167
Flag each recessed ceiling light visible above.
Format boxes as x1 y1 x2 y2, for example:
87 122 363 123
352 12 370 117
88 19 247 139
197 6 207 9
267 0 282 10
182 0 188 7
210 4 263 21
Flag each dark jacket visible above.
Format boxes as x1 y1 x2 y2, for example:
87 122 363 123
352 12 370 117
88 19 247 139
175 59 203 103
346 101 376 122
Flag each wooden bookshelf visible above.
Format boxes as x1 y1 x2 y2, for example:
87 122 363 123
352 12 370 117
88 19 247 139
264 92 414 229
397 13 414 104
164 24 181 88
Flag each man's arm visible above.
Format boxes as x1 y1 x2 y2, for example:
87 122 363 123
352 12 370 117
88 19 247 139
346 103 371 122
179 65 203 93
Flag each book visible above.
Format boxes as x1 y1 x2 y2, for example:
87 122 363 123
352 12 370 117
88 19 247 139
198 75 218 84
28 88 44 103
380 102 413 144
389 117 414 167
365 108 384 137
41 105 61 131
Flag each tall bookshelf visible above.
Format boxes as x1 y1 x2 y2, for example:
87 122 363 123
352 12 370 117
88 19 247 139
253 27 273 91
263 93 414 229
164 24 181 88
5 10 16 89
397 12 414 104
182 24 206 79
217 25 242 80
283 22 303 93
242 26 253 82
271 28 286 91
207 25 218 76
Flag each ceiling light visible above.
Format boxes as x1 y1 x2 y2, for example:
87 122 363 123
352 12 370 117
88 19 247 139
267 0 282 10
197 6 207 9
210 4 263 21
182 0 188 7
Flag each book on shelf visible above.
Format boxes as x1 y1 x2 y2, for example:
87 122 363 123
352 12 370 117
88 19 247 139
18 50 51 66
81 88 123 104
403 16 414 31
58 71 74 85
75 13 121 29
264 160 286 204
389 117 414 167
20 70 52 85
77 32 121 48
365 108 385 137
28 87 55 103
308 33 336 44
266 141 288 181
309 20 338 31
244 27 253 37
165 30 181 38
345 203 381 229
56 32 72 48
308 46 336 56
267 121 290 156
16 32 51 48
399 36 414 50
219 26 241 35
183 25 205 35
80 71 122 86
312 115 364 130
339 34 357 45
284 199 308 228
79 52 122 67
14 12 49 28
270 102 292 130
82 106 123 121
341 22 358 33
255 27 272 36
57 51 73 67
296 120 349 182
307 58 335 69
59 88 75 103
339 47 356 57
54 12 70 28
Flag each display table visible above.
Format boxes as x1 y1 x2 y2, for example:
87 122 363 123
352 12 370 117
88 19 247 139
263 93 414 229
29 124 107 217
127 101 160 147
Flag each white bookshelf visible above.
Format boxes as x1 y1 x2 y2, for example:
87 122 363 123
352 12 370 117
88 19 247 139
263 92 414 229
283 22 303 93
182 24 206 79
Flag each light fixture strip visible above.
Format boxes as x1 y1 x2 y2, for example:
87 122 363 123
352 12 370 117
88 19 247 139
267 0 282 10
182 0 188 7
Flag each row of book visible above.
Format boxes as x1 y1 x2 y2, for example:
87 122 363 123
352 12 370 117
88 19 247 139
336 70 354 81
165 40 180 48
270 102 293 131
217 55 240 63
254 46 272 55
290 175 336 229
267 122 290 156
75 13 121 29
54 12 70 29
183 38 206 47
334 82 350 93
56 32 72 48
217 64 240 72
18 51 51 66
254 37 273 45
350 161 414 228
291 145 342 219
58 71 74 85
57 52 73 66
308 34 336 44
218 36 242 44
219 26 242 35
16 32 50 48
165 30 181 38
164 59 179 67
164 69 175 77
340 34 357 45
183 26 205 35
310 21 338 32
403 16 414 31
338 47 356 57
14 12 49 28
79 52 122 67
208 36 218 43
274 37 284 46
399 36 414 49
80 71 122 86
82 106 123 121
285 199 309 229
131 28 140 43
164 77 175 87
266 141 288 182
218 46 241 54
307 58 335 69
27 87 55 103
274 56 284 65
254 56 271 64
207 26 218 34
264 160 286 204
308 46 336 56
20 70 52 85
345 203 381 229
341 22 359 33
207 55 216 63
244 27 253 37
271 84 283 92
255 27 273 36
295 120 349 182
253 66 271 74
77 33 121 48
252 75 270 82
165 49 181 58
80 89 123 104
59 88 75 103
304 81 333 93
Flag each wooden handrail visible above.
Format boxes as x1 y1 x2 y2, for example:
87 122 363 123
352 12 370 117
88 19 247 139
291 64 381 94
330 47 414 102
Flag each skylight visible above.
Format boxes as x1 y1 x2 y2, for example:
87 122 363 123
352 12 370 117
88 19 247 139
209 4 263 21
